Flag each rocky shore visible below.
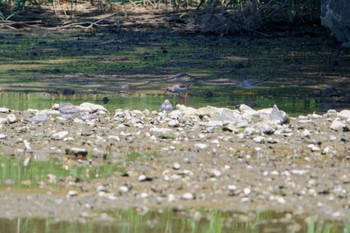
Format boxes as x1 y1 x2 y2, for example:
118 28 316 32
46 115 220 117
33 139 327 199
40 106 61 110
0 101 350 221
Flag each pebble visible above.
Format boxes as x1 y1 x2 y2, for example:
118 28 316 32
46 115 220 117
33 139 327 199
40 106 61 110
0 107 10 113
7 114 17 123
67 190 78 197
0 134 7 139
118 186 129 193
194 143 208 150
228 185 237 191
330 119 348 131
172 163 181 170
181 192 195 200
51 131 69 140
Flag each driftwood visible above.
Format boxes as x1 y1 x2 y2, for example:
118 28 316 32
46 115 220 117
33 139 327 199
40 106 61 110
0 12 120 30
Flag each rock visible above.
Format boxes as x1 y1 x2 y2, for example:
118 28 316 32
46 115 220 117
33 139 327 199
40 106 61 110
67 147 88 157
321 0 350 42
253 136 266 143
211 108 242 123
205 121 223 127
51 131 69 140
269 105 289 125
176 104 197 117
0 107 10 113
338 110 350 120
7 114 17 123
330 119 349 131
194 143 208 150
301 129 311 138
307 144 320 152
239 104 257 119
181 192 195 200
0 134 6 139
172 163 181 170
66 190 78 198
24 111 49 124
197 106 219 116
0 118 7 124
79 102 108 113
92 148 107 158
150 127 174 138
118 186 129 194
168 119 179 127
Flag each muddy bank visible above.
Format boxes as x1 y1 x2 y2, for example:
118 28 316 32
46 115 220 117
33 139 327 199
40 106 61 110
0 102 349 221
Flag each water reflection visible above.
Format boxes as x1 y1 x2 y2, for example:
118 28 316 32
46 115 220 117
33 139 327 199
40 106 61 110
0 209 348 233
0 92 327 116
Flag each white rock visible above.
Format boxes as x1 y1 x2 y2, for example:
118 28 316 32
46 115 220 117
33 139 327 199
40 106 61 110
51 131 69 140
0 118 8 124
7 114 17 123
79 102 108 113
167 194 176 202
205 121 223 127
307 144 320 152
211 108 242 123
243 188 251 195
195 143 208 150
253 136 266 143
181 192 195 200
227 185 237 191
330 119 348 131
0 107 10 113
138 175 147 182
338 110 350 120
150 127 173 136
301 129 311 138
119 186 129 193
172 163 181 170
168 119 179 127
197 106 219 116
0 134 7 139
208 169 221 177
67 190 78 197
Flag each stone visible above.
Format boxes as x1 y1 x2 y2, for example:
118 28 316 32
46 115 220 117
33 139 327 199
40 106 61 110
321 0 350 42
195 143 208 150
211 108 242 123
197 106 219 116
330 119 349 131
67 147 88 157
269 105 289 125
181 192 195 200
338 110 350 120
0 134 6 139
51 131 69 140
92 148 107 158
0 107 10 113
239 104 257 119
79 102 108 113
24 111 49 124
119 186 129 193
0 118 7 124
168 119 179 127
7 114 17 123
150 127 174 138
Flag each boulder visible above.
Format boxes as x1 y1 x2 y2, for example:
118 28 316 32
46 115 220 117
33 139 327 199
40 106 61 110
321 0 350 42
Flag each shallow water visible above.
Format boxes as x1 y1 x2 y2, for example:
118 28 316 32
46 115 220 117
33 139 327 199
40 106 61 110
0 209 348 233
0 91 334 116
